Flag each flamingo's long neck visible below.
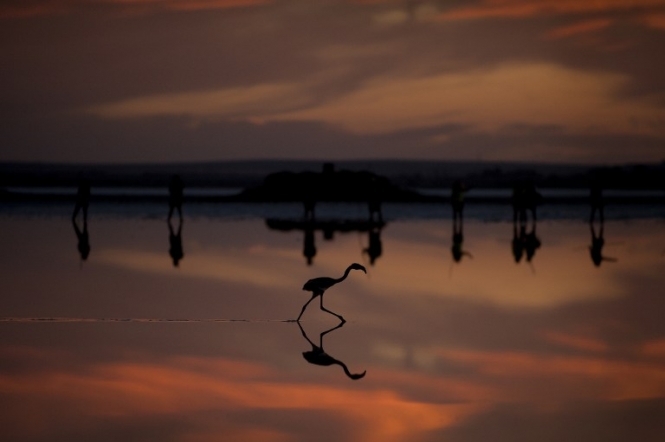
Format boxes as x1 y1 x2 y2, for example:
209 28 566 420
334 266 353 283
335 360 365 380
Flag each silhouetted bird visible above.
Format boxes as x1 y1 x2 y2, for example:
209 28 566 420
298 321 366 380
297 263 367 323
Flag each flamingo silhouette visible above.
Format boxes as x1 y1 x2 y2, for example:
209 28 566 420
298 321 366 380
297 263 366 323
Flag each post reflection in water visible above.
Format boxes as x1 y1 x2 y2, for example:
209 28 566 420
511 181 542 265
363 224 383 266
267 216 386 266
512 221 525 263
71 217 90 261
71 180 91 261
297 321 366 380
451 215 471 264
511 218 541 264
303 224 317 265
588 187 617 267
168 217 184 267
450 180 472 264
524 221 541 263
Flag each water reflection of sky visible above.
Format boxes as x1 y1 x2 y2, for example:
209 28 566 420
1 212 664 441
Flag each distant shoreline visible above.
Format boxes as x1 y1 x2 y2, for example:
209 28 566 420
2 160 664 190
2 187 662 205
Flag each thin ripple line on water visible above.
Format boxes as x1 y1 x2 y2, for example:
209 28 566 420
0 317 296 323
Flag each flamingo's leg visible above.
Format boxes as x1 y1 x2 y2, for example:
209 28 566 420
297 294 317 322
320 296 345 323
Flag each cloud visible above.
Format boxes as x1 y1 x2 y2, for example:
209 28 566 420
0 354 484 442
437 347 665 401
545 18 614 39
0 0 270 19
5 0 665 163
88 63 665 139
372 9 410 26
4 343 665 440
641 339 665 357
272 63 665 137
96 247 303 289
163 0 271 12
437 0 665 21
0 1 66 19
88 83 313 121
642 12 665 29
541 331 609 353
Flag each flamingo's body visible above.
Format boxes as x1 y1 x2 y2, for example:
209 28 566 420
298 322 366 380
297 263 366 322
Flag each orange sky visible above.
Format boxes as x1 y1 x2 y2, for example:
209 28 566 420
1 0 664 162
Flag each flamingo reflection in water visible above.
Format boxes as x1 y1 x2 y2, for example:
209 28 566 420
297 263 367 323
298 321 366 380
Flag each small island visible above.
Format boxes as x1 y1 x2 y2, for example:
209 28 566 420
237 163 432 203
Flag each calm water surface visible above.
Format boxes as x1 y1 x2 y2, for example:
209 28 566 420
1 205 665 441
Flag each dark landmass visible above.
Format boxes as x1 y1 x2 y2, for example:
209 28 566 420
1 159 664 190
0 160 663 204
266 219 386 233
239 163 430 202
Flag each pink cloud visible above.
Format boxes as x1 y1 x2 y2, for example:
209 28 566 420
437 0 665 21
0 354 484 442
437 348 665 401
0 1 70 18
545 18 614 39
0 0 271 19
541 331 609 353
642 12 665 28
641 339 665 357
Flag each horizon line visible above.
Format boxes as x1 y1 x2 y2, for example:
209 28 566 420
2 158 663 168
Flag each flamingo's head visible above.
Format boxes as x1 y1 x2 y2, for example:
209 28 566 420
349 263 367 273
